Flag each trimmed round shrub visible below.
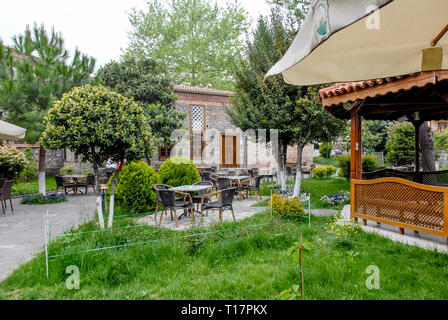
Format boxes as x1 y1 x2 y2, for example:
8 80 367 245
312 165 337 178
268 194 306 220
362 154 380 172
158 156 200 187
107 161 158 213
0 146 28 180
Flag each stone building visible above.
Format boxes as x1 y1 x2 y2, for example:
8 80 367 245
4 84 314 176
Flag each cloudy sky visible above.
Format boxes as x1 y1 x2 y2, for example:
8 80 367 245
0 0 271 69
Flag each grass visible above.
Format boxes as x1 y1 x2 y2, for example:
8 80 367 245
11 177 57 197
260 177 351 210
1 207 448 300
313 156 340 167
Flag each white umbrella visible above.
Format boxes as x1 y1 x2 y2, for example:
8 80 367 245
0 120 27 141
266 0 448 85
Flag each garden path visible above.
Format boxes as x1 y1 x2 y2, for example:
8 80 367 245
0 195 97 282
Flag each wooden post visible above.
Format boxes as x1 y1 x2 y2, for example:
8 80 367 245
413 121 423 183
300 233 304 300
350 110 362 180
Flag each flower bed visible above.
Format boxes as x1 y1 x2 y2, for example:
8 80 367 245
20 193 68 205
320 191 350 206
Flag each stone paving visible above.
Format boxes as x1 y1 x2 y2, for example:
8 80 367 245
0 195 97 282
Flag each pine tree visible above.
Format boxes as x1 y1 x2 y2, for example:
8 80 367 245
0 24 96 193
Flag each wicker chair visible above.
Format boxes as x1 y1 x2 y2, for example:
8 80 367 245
154 184 172 222
55 176 75 195
200 188 236 222
0 178 6 190
245 176 263 201
157 189 193 227
76 174 96 195
192 181 214 210
1 180 14 215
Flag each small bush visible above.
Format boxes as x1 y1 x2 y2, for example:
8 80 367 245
337 155 380 180
268 194 306 219
158 156 200 187
60 165 76 175
81 168 92 175
0 146 28 180
319 142 333 158
19 148 37 181
107 161 158 213
385 122 415 166
312 165 337 178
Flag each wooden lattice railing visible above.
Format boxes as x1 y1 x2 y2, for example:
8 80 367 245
351 178 448 239
362 168 448 187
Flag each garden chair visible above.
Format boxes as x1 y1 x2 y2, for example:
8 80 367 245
244 176 263 201
1 180 14 215
76 174 96 195
158 189 194 227
192 181 214 210
200 188 236 223
154 184 173 222
55 175 75 195
0 178 6 190
200 171 211 182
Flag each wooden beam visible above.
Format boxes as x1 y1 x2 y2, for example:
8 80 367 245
350 109 362 180
432 24 448 46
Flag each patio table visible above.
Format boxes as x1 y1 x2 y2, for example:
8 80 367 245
170 185 211 218
61 175 87 196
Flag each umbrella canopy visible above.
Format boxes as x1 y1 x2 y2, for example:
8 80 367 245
266 0 448 85
0 120 27 141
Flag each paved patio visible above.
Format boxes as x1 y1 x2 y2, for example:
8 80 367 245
0 195 97 282
137 196 270 230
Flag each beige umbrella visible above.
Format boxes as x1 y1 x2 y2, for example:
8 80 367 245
266 0 448 85
0 120 27 141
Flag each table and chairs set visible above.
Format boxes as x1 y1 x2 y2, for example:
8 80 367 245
154 168 264 227
55 174 96 196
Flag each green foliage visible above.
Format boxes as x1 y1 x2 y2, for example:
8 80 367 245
319 142 333 158
59 165 76 175
385 122 415 166
312 156 339 167
81 168 92 175
0 24 96 144
0 146 28 180
337 155 351 180
107 161 158 213
433 129 448 161
268 194 306 219
18 148 37 181
158 156 200 187
325 215 360 239
11 177 57 196
126 0 249 91
362 155 380 172
362 120 389 153
99 57 185 146
312 165 336 178
41 85 156 174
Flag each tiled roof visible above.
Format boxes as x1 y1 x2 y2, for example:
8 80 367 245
319 71 448 107
172 84 235 96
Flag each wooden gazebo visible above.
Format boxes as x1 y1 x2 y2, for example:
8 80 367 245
319 71 448 241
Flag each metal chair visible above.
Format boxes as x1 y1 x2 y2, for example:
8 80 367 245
200 171 212 181
192 181 214 209
217 177 230 190
200 188 236 222
76 174 96 195
1 180 14 215
245 176 263 201
55 176 75 195
154 184 172 222
157 189 194 227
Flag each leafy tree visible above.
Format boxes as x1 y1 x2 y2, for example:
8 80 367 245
0 23 96 193
227 9 344 196
385 122 415 166
99 57 185 153
267 0 310 34
41 85 156 228
126 0 249 91
362 120 388 153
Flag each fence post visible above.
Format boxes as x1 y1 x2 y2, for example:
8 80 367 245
45 210 49 278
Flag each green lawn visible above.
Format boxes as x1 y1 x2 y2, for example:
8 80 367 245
11 177 57 197
1 208 448 300
260 177 351 210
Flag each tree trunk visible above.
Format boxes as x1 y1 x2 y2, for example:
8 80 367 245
276 143 287 193
108 156 124 228
419 122 436 172
293 143 304 198
38 146 46 194
91 146 105 229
